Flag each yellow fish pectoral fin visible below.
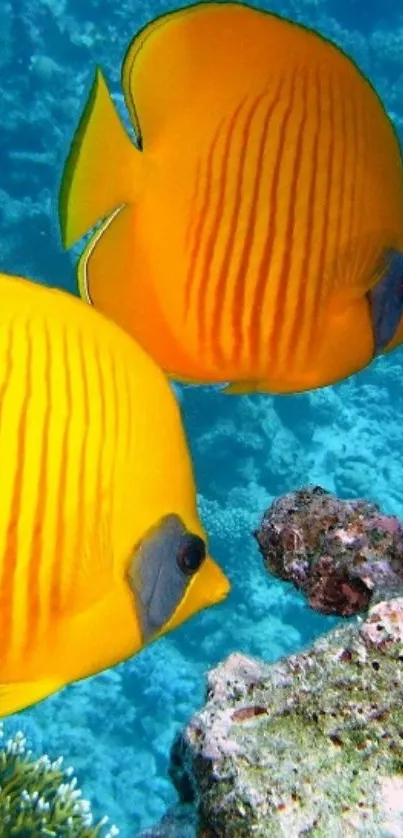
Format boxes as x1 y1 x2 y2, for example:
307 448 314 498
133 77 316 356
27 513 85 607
59 67 143 250
0 679 63 717
59 516 116 620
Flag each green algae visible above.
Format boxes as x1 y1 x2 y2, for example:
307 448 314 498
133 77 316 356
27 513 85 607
0 725 118 837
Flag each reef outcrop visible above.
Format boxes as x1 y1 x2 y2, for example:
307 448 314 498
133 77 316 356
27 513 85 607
162 488 403 837
169 598 403 836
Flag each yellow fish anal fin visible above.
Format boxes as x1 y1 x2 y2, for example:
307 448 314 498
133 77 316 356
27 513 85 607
59 67 143 250
0 679 63 717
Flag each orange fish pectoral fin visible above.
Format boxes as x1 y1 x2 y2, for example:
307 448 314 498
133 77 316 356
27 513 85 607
59 67 144 250
0 679 63 717
222 380 258 395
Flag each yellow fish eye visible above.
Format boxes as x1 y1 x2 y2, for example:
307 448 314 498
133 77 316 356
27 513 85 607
176 533 206 576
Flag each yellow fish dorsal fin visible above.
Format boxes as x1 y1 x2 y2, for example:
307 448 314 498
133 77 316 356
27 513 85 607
59 68 143 249
121 3 245 147
0 679 63 717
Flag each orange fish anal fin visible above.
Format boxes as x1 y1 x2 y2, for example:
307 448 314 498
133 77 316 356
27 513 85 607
0 679 63 717
76 203 197 376
78 204 125 304
59 67 144 249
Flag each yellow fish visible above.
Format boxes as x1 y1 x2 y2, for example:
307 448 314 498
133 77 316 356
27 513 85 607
59 2 403 395
0 271 229 717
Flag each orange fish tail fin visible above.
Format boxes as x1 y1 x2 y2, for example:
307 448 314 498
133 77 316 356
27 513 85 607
59 68 143 249
0 679 63 716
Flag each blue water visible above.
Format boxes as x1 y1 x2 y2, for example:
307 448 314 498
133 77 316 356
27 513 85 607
1 0 403 833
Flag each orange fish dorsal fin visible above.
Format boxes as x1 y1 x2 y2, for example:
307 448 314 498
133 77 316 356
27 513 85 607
121 2 255 147
59 68 143 249
0 679 63 717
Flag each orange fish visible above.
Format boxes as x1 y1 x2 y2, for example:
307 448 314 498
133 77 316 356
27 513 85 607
59 1 403 394
0 271 229 717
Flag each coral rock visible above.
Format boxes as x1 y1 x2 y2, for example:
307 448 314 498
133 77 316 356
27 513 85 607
254 485 403 616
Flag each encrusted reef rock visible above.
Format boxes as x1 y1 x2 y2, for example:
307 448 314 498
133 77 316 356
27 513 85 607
254 485 403 616
135 803 197 837
169 599 403 837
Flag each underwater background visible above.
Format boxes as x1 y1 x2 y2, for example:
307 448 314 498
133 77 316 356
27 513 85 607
1 0 403 833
